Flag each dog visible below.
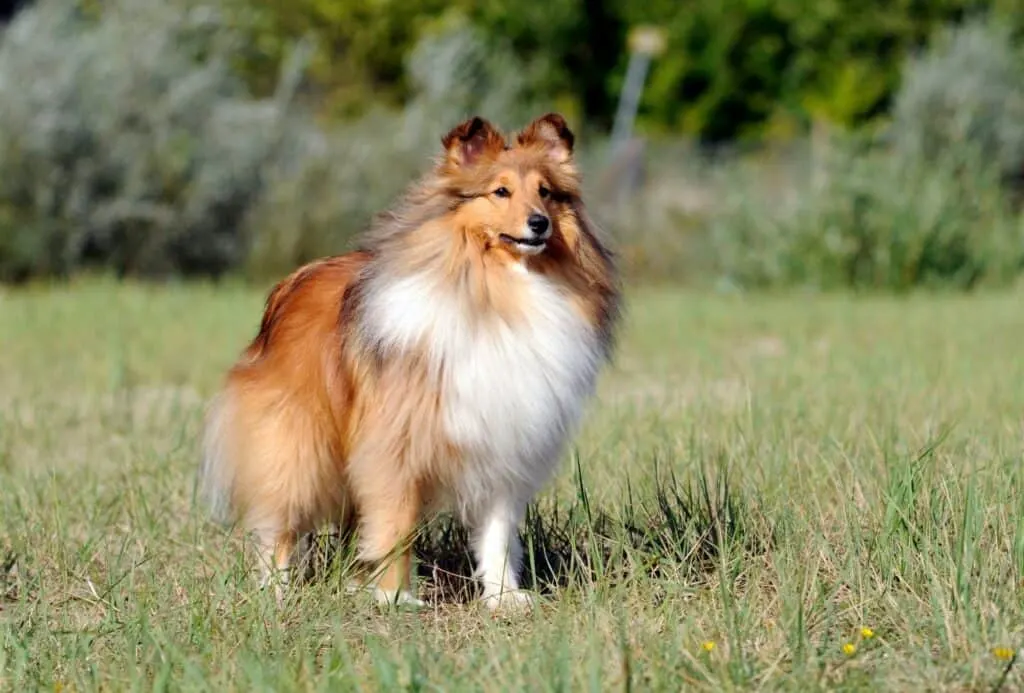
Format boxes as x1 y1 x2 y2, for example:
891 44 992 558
199 113 620 610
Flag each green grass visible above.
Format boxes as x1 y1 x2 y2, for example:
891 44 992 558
2 278 1024 691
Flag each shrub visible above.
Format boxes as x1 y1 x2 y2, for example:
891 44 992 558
609 0 1016 141
224 0 1024 142
693 18 1024 292
223 0 617 128
402 12 539 129
705 134 1024 292
0 0 304 282
581 138 719 283
890 17 1024 183
241 113 426 279
602 17 1024 289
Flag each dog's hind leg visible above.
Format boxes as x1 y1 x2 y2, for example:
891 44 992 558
354 482 425 609
256 528 297 605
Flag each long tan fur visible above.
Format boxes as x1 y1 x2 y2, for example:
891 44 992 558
200 113 620 609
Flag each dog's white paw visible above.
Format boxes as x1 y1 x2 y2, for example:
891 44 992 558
374 587 426 610
481 588 536 612
259 570 292 606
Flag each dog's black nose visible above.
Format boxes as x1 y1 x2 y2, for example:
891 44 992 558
527 213 550 235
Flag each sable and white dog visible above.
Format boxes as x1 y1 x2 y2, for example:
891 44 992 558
199 113 620 610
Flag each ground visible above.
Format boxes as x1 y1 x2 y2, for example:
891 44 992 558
1 279 1023 691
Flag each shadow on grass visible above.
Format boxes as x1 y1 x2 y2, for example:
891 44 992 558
296 457 773 606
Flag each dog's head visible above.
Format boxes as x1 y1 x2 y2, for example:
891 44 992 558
437 114 582 258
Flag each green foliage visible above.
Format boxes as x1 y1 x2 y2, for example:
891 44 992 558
3 0 1024 288
216 0 1024 142
621 0 799 141
404 12 540 127
704 136 1024 291
223 0 449 117
460 0 624 130
685 17 1024 292
0 0 547 283
224 0 619 128
0 0 304 282
242 114 424 279
619 0 1020 141
891 17 1024 181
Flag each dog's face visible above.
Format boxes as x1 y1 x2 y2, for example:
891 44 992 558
439 114 580 259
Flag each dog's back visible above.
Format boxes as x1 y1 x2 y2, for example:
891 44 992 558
199 253 369 533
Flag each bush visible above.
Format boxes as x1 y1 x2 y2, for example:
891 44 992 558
242 114 425 279
600 0 1018 142
0 0 558 283
0 0 304 282
705 134 1024 292
224 0 617 128
221 0 448 117
890 17 1024 183
74 0 1024 144
690 18 1024 292
592 17 1024 289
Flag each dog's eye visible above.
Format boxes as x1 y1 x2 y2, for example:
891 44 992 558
494 187 511 198
539 185 551 199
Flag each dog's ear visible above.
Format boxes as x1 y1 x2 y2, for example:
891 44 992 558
517 113 575 163
441 116 505 167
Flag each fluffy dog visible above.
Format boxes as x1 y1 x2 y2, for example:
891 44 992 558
199 113 620 610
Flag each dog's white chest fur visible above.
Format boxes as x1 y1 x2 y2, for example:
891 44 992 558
362 267 603 508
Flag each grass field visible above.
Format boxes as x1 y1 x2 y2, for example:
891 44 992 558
2 279 1024 691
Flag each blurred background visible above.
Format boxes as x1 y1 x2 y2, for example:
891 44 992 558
0 0 1022 291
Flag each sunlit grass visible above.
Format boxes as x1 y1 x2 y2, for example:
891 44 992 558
2 279 1024 690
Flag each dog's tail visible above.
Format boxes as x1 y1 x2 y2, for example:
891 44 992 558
195 391 237 525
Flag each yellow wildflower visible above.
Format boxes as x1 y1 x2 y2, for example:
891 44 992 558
842 642 857 656
860 627 875 639
702 641 716 652
992 647 1015 661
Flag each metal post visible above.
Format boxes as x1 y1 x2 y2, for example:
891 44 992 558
609 26 666 157
610 51 652 155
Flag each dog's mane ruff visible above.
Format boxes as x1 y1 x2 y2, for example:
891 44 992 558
356 162 460 257
565 198 621 354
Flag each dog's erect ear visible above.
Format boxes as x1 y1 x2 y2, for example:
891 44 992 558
517 113 575 163
441 116 505 167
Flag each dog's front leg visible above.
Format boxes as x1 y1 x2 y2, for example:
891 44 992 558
472 498 535 611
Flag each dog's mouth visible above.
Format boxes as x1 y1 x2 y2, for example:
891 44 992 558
499 234 547 254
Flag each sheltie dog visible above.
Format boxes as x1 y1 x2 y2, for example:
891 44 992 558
199 113 620 610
